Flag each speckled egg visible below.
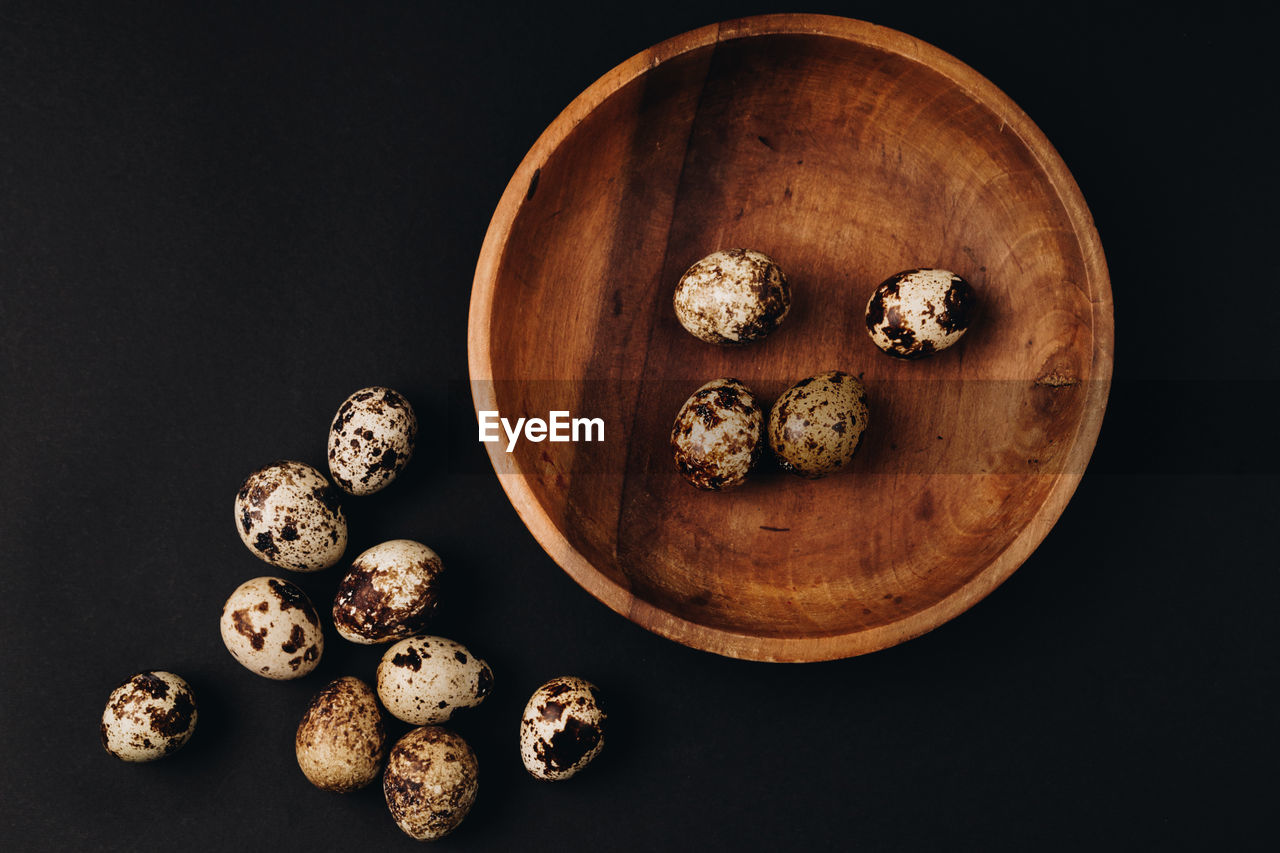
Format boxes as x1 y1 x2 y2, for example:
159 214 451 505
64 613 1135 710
768 371 870 478
519 676 606 781
295 676 387 792
234 460 347 572
220 576 324 679
101 671 197 762
673 248 790 345
866 268 975 358
327 387 418 496
670 378 763 491
383 727 479 841
332 540 444 644
376 636 494 726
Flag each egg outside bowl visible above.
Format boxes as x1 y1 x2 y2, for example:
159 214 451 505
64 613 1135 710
468 15 1113 662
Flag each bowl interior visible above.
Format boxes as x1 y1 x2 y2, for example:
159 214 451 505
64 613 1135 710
473 19 1109 660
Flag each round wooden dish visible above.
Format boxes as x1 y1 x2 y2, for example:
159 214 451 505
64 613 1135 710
468 14 1112 662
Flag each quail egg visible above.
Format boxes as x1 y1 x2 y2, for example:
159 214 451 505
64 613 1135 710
234 460 347 572
376 635 494 726
865 268 975 358
328 387 418 496
332 540 444 644
101 671 197 762
670 378 763 491
220 576 324 679
295 676 387 792
383 726 479 841
673 248 791 345
519 676 606 781
768 371 870 478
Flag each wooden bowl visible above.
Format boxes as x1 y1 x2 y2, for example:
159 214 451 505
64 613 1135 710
468 14 1112 661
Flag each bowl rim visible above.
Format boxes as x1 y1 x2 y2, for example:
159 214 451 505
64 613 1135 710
468 13 1114 662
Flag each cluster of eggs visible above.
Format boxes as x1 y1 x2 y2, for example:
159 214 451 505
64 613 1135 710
101 385 607 843
670 250 976 489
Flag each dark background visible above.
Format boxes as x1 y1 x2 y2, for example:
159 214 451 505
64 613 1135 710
2 1 1276 850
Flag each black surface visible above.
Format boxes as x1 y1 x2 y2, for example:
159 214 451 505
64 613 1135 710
2 1 1276 850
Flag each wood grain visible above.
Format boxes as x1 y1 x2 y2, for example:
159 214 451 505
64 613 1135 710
468 14 1113 661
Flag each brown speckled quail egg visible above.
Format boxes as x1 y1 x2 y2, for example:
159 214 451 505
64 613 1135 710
376 636 494 725
519 676 606 781
234 460 347 572
768 371 870 478
384 726 479 841
670 378 763 491
673 248 791 345
101 671 197 762
866 268 976 359
295 676 387 792
328 387 418 496
220 576 324 679
332 540 444 644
